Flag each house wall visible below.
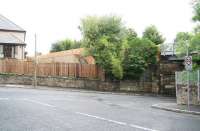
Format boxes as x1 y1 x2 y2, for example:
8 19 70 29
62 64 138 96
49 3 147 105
0 31 25 42
13 46 24 59
9 31 25 42
0 31 25 59
0 45 3 58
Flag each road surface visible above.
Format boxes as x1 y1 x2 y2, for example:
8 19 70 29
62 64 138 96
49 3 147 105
0 86 199 131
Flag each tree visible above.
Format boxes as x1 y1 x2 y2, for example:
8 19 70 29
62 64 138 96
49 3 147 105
174 32 193 56
71 40 83 49
193 24 200 34
50 39 74 52
143 25 165 45
174 31 200 63
125 28 137 41
192 0 200 22
190 34 200 52
50 39 82 52
79 15 126 79
123 38 158 79
190 33 200 64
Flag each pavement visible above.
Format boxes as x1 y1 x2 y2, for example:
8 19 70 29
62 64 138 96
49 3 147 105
0 85 200 131
152 103 200 115
0 84 161 96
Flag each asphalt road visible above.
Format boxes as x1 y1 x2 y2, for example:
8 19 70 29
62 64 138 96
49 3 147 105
0 86 199 131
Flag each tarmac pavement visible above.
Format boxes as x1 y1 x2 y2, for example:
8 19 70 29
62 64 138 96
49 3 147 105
0 86 200 131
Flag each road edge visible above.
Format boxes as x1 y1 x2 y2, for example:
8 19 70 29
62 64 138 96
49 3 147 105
0 84 170 98
151 103 200 116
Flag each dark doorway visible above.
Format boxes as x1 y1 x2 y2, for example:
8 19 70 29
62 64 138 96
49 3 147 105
3 45 12 58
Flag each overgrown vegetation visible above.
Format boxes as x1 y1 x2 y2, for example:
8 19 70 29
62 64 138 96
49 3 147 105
143 25 165 45
79 16 126 79
50 16 163 80
50 39 82 52
173 0 200 69
123 38 158 79
48 0 200 80
79 16 160 80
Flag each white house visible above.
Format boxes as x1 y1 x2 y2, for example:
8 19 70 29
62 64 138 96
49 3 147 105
0 14 26 59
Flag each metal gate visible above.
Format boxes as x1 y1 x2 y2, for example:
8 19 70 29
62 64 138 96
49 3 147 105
161 74 176 96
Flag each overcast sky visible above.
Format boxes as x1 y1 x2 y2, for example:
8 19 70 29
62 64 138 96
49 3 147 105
0 0 196 55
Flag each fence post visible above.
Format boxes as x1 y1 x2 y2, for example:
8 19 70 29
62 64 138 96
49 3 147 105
76 63 79 78
187 71 190 110
198 70 200 101
33 34 37 88
175 71 178 103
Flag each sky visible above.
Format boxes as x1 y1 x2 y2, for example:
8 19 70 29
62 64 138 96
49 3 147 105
0 0 196 56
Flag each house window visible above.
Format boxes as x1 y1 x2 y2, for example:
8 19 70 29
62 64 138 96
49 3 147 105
0 45 3 58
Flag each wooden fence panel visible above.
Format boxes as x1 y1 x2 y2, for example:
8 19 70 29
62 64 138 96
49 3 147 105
0 59 104 80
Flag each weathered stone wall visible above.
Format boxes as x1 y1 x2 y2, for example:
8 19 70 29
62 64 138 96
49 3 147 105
0 74 155 93
120 80 158 93
176 84 200 105
159 61 184 96
0 74 117 91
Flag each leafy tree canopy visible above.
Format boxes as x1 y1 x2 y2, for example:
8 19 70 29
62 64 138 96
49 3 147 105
50 39 82 52
174 31 200 62
190 33 200 51
192 0 200 22
50 15 162 80
190 35 200 70
123 38 158 79
174 32 193 56
143 25 165 45
125 28 137 41
193 24 200 34
79 15 126 79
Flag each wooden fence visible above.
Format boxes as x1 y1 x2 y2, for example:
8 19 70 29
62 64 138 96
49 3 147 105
0 59 105 80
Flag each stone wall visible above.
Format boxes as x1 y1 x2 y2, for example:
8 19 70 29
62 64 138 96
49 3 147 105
176 84 200 105
159 61 184 96
120 80 158 93
0 74 117 91
0 74 155 93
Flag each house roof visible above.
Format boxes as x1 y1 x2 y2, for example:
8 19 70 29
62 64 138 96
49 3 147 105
38 48 85 58
0 32 25 45
37 48 95 64
0 14 25 32
84 56 95 64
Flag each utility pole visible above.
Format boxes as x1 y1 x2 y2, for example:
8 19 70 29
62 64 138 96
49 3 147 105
34 33 37 88
186 40 190 110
